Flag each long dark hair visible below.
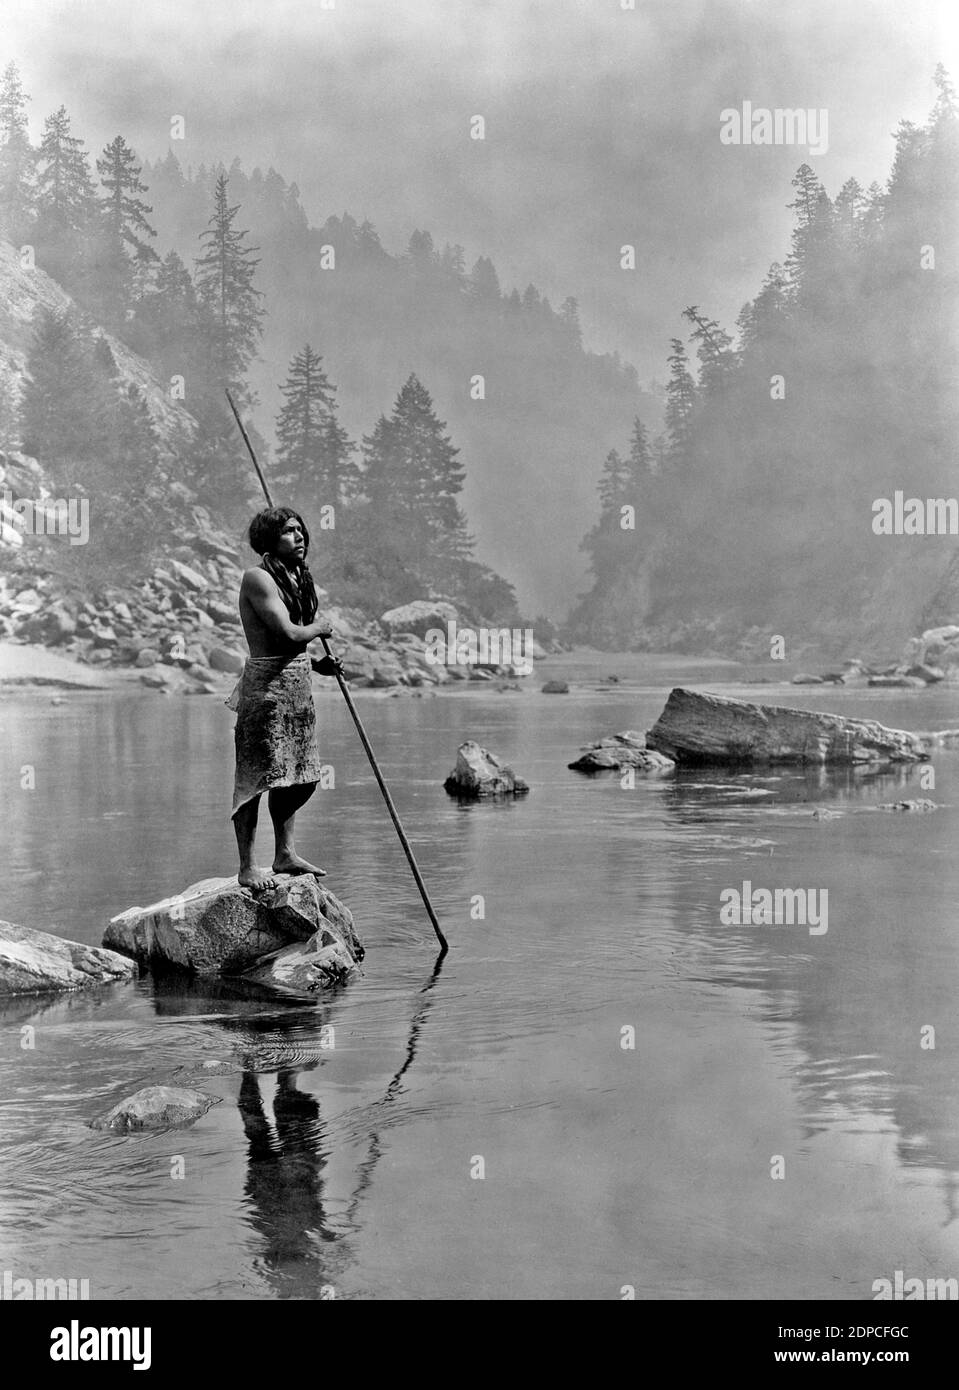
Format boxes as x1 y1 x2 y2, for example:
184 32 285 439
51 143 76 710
248 506 318 625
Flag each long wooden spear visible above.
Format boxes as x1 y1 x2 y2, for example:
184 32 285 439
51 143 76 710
226 388 449 955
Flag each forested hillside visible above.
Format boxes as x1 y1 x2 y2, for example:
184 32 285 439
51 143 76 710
568 68 959 659
2 56 956 657
0 57 656 621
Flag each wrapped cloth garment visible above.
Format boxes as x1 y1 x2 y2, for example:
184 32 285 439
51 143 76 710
227 652 323 817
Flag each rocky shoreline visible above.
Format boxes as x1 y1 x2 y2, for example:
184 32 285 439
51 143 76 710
1 449 565 696
4 449 954 697
9 452 956 700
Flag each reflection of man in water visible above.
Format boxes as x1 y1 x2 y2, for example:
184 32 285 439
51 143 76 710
238 1067 336 1282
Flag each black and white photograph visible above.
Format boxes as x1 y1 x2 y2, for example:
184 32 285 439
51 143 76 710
0 0 957 1337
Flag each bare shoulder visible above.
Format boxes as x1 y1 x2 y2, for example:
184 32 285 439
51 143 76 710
241 566 274 594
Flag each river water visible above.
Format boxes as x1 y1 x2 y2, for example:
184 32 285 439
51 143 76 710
1 653 958 1301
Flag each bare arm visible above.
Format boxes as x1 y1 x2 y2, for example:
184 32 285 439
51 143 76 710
242 569 333 644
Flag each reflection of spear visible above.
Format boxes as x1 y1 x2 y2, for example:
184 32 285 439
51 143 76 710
226 388 448 954
345 949 447 1221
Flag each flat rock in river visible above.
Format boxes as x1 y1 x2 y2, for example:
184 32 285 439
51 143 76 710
569 730 675 773
646 687 928 765
0 920 137 996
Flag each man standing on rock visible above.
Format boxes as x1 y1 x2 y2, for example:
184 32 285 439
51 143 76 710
228 506 342 892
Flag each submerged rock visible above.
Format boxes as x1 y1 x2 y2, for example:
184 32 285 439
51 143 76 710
443 740 529 797
877 799 938 812
569 731 675 773
0 920 137 996
917 728 959 749
91 1085 219 1132
104 874 363 978
646 688 929 766
867 674 926 689
242 929 360 996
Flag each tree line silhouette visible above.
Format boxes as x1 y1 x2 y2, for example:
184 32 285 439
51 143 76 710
569 68 959 654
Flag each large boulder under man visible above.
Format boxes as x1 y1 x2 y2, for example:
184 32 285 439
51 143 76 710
228 506 342 892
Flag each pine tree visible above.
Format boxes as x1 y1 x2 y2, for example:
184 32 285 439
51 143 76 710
406 229 435 274
130 249 200 367
438 242 466 288
21 309 111 473
35 105 97 237
521 283 542 315
927 66 959 272
682 306 736 396
274 345 357 507
736 263 789 357
113 382 162 509
597 448 629 520
362 374 471 577
834 177 865 246
360 413 398 508
625 417 653 491
0 62 35 240
356 218 387 262
560 296 583 348
785 164 835 306
97 136 157 255
194 173 264 389
860 180 885 247
469 256 501 303
664 337 696 466
88 138 157 325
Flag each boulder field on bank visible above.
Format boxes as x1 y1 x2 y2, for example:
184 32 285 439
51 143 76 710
646 688 929 765
790 627 959 688
104 873 364 990
0 455 564 696
0 920 137 996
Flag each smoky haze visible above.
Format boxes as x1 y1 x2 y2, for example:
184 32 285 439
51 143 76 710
3 0 956 617
6 0 951 371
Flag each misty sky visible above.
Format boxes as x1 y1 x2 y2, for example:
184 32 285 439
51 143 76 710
4 0 955 383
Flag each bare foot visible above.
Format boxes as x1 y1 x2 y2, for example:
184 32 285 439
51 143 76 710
238 866 279 893
272 853 327 878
